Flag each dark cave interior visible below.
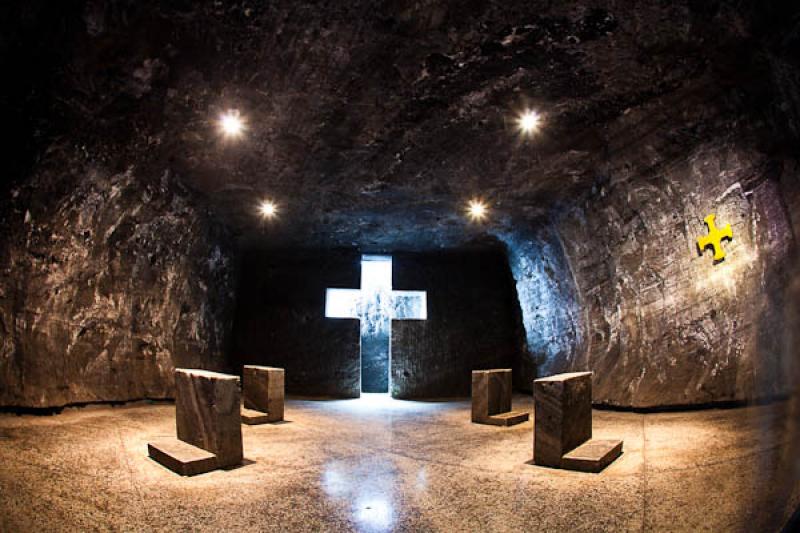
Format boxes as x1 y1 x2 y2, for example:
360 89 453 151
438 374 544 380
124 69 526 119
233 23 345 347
2 0 799 411
2 1 800 530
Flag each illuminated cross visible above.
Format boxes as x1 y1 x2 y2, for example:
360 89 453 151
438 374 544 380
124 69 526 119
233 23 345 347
697 214 733 262
325 255 427 393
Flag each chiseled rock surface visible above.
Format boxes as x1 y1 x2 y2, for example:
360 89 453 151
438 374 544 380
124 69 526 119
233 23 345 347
4 1 787 253
533 371 592 467
506 124 798 408
242 365 284 422
390 251 523 398
175 369 242 468
501 229 584 390
0 154 236 408
1 1 799 410
557 139 797 408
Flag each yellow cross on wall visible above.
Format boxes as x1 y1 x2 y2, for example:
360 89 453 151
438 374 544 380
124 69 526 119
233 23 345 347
697 214 733 262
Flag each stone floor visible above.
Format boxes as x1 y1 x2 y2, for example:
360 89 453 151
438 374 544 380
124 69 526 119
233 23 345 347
1 394 798 532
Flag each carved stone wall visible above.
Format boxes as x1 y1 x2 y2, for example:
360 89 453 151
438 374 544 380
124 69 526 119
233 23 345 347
0 148 236 408
554 141 796 407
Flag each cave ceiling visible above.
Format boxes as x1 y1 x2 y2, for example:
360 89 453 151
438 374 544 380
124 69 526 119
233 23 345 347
2 0 777 251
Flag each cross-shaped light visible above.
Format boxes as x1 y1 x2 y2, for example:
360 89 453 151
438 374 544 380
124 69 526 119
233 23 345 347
325 255 427 393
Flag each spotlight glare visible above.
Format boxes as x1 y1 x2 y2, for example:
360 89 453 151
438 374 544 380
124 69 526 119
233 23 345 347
466 199 488 221
258 200 278 219
219 110 245 138
517 109 542 135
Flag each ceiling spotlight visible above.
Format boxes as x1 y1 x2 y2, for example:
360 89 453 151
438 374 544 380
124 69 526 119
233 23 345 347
258 200 278 219
466 199 488 221
219 109 245 138
517 109 542 135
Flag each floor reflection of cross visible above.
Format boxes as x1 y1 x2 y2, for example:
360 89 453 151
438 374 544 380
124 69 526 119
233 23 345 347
325 255 427 393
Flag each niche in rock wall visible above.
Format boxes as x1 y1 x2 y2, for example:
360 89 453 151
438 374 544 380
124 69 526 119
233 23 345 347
232 248 525 398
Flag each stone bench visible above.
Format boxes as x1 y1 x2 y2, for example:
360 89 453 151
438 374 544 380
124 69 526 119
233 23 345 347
148 369 243 475
533 371 622 473
471 369 529 426
241 365 285 425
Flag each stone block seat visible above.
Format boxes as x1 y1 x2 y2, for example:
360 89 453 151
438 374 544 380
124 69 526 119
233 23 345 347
148 369 243 476
240 365 285 425
533 371 622 473
471 369 530 426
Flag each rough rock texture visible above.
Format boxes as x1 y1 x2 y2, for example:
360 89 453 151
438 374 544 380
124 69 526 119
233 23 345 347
2 0 800 409
0 150 236 408
500 229 583 390
772 266 800 530
233 249 523 398
555 132 797 408
504 129 798 407
3 0 774 250
496 7 800 405
232 249 362 398
391 250 524 398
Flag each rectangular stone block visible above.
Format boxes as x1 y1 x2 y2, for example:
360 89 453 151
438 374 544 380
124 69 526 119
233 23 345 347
241 406 271 425
471 369 529 426
561 439 623 473
483 411 530 427
175 369 243 469
148 436 217 476
472 369 511 421
242 365 284 423
533 371 592 468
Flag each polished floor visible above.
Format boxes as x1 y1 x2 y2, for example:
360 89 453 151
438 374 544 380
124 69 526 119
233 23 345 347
1 394 798 532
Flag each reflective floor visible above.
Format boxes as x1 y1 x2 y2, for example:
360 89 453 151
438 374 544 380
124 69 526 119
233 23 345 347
1 394 798 532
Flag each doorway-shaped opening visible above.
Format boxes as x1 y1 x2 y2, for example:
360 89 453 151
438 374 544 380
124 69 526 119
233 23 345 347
325 255 427 393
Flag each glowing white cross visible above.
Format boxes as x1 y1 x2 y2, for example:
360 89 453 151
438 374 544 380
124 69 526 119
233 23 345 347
325 255 427 392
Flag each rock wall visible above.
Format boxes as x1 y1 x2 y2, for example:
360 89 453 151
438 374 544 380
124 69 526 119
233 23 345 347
552 141 796 408
500 230 583 391
232 249 524 398
0 147 236 408
391 250 524 398
231 249 362 398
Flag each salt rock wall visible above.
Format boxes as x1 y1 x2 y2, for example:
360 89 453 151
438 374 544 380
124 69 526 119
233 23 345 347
557 143 796 408
233 249 523 399
500 230 583 391
231 249 361 398
391 250 524 398
0 149 236 408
